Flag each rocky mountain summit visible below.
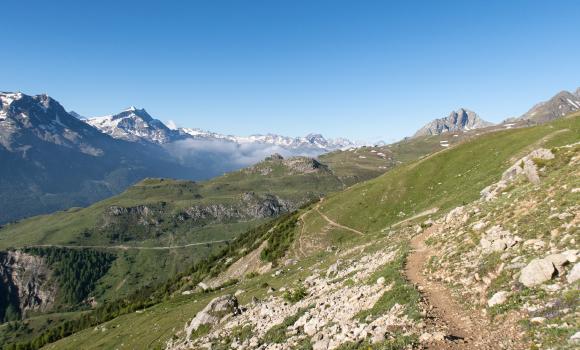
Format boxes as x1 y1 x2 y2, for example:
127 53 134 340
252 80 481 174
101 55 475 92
516 88 580 123
413 108 493 137
86 107 183 144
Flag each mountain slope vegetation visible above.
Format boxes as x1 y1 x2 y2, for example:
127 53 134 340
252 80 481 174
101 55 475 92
22 113 578 350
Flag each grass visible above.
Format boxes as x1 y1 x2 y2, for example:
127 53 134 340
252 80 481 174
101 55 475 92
311 115 580 236
282 285 308 303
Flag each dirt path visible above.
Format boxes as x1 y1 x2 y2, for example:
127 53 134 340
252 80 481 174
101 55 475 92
405 225 525 349
391 207 439 228
315 205 364 235
25 239 231 251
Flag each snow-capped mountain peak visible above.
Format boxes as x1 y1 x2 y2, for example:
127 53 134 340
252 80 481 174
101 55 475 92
86 108 177 144
85 106 357 152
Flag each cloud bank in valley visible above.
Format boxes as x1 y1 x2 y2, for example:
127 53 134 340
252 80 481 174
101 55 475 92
163 138 326 175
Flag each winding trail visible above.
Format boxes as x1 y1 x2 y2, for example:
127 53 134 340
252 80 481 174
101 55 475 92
25 239 231 251
405 225 525 349
315 203 364 236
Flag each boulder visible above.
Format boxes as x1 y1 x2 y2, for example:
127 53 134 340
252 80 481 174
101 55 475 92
519 259 556 287
376 276 386 285
544 253 570 274
188 295 240 332
326 260 341 278
487 291 510 307
567 263 580 284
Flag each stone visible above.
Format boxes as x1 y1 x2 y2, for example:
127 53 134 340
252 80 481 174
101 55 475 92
562 250 579 263
419 333 432 343
313 339 329 350
432 331 446 341
472 221 486 231
530 317 546 324
376 276 386 285
304 319 319 336
567 263 580 284
187 295 240 333
326 260 341 278
570 331 580 344
487 291 510 307
519 259 556 287
544 253 570 274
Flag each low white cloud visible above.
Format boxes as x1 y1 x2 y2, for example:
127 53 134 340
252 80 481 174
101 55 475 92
163 138 325 171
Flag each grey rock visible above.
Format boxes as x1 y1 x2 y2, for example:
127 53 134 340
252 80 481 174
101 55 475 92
188 295 240 332
567 263 580 284
519 259 556 287
413 108 493 138
487 291 510 307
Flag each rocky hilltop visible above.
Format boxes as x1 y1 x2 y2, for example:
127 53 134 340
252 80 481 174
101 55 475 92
413 108 493 137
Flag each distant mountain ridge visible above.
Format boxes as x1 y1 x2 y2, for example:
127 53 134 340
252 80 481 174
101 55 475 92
0 91 357 224
413 108 493 137
86 107 356 151
515 88 580 123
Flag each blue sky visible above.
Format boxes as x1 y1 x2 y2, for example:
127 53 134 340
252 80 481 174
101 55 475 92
2 0 579 142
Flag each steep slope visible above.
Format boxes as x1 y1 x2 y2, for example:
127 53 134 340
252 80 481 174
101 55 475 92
423 142 579 349
0 92 201 224
413 108 493 137
32 113 578 350
517 88 580 123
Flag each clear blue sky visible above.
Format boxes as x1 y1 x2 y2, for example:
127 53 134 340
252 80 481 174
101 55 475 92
2 0 579 142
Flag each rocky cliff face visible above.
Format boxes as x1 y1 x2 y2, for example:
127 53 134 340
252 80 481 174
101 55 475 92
0 251 57 321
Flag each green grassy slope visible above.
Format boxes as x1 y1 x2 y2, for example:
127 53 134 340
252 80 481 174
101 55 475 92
319 131 472 186
0 157 342 249
39 114 579 350
315 115 579 234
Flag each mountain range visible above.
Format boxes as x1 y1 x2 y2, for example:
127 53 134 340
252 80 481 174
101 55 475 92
1 87 577 224
85 106 356 151
0 92 357 224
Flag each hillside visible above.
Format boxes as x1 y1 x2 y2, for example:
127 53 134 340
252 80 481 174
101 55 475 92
19 113 578 350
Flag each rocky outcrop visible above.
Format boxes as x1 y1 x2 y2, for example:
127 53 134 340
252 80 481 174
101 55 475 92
180 193 294 224
0 251 56 321
413 108 493 137
481 148 554 201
